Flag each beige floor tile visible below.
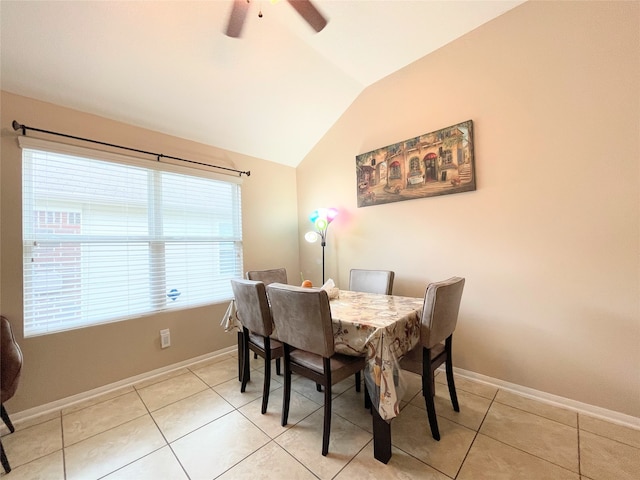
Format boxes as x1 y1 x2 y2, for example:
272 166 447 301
457 434 579 480
332 386 374 433
239 386 322 438
0 410 61 436
136 371 208 411
335 441 451 479
61 386 136 416
409 382 492 432
0 450 64 480
63 391 148 446
495 390 577 427
64 415 166 480
171 410 270 479
0 418 62 469
579 414 640 448
579 430 640 480
275 409 372 480
437 372 498 400
391 403 475 478
398 370 425 403
191 356 240 387
102 445 188 480
217 441 316 479
151 388 234 442
480 402 579 472
213 370 279 408
290 375 353 405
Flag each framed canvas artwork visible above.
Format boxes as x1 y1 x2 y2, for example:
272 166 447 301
356 120 475 207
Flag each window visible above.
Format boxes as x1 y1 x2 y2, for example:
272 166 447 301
21 137 243 337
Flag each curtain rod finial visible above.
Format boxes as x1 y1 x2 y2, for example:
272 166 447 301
12 120 24 134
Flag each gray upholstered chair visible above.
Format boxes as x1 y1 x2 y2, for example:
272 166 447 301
349 269 395 295
230 279 284 414
244 269 288 365
246 268 288 285
266 283 366 456
399 276 465 441
349 269 394 391
1 315 23 473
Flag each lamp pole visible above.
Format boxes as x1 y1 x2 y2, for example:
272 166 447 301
306 208 338 285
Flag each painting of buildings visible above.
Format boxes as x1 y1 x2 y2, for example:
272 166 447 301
356 120 475 207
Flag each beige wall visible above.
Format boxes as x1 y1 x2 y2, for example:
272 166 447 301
297 1 640 417
0 92 300 411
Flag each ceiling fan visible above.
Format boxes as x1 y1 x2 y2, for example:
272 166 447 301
225 0 328 38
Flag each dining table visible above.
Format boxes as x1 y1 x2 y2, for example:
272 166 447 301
222 288 425 464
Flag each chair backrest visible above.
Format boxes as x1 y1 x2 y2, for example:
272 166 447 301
1 315 23 403
246 268 288 286
230 279 274 337
349 269 395 295
266 283 334 358
420 277 465 349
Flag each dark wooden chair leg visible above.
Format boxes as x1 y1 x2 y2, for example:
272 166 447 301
423 347 440 441
0 405 15 433
237 331 244 382
281 345 292 426
241 328 251 392
276 358 281 376
322 358 332 456
445 336 459 412
355 370 361 392
262 338 272 414
0 439 10 474
364 381 372 410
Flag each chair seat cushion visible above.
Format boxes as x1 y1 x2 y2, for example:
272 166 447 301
399 342 445 375
290 349 365 384
248 332 283 353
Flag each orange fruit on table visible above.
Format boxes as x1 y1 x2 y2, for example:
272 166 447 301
301 280 313 288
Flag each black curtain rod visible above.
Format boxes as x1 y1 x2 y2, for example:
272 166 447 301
12 120 250 177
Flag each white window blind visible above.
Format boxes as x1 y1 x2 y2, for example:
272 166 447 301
20 137 243 337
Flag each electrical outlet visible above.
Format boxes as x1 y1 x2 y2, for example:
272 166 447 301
160 329 171 348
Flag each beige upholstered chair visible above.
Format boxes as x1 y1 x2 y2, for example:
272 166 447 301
267 283 366 456
246 268 288 285
231 279 284 414
1 315 23 473
399 277 465 441
349 269 395 295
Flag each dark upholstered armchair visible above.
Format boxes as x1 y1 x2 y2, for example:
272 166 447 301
1 315 24 473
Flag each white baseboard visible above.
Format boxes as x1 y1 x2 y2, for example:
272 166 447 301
451 366 640 430
9 346 236 425
9 349 639 432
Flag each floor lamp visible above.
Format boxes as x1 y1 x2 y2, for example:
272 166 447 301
304 208 338 284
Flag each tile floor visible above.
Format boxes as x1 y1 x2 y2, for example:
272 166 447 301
1 351 638 479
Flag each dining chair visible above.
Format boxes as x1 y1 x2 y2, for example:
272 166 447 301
399 276 465 441
349 269 395 295
266 283 367 456
1 315 23 473
230 279 284 414
348 269 394 392
244 268 288 366
246 268 288 285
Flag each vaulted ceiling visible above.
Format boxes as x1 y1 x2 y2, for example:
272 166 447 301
1 1 523 167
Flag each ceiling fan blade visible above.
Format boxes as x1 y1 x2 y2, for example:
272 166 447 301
226 0 250 38
287 0 328 33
